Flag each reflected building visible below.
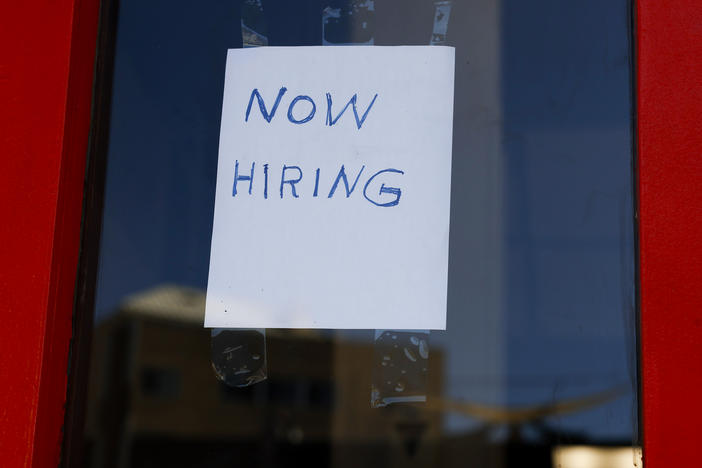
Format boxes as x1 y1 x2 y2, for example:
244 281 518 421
84 285 444 468
83 286 639 468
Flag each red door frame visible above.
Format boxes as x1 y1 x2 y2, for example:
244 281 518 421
0 1 100 467
636 0 702 466
1 1 700 467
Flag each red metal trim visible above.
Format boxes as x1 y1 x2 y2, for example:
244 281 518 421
0 1 99 467
637 0 702 466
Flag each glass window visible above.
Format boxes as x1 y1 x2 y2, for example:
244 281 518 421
67 1 640 467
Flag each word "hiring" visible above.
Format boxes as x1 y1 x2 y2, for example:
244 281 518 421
232 161 404 207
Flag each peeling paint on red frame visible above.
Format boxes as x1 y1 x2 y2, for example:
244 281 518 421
637 0 702 466
0 1 100 467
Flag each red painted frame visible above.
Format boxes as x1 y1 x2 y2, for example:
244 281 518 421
637 0 702 466
1 0 701 467
0 1 100 467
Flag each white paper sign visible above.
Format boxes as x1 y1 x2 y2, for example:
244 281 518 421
206 46 454 329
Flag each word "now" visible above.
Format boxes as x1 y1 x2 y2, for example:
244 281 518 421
245 87 379 129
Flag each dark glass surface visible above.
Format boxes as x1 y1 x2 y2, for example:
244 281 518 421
73 1 639 467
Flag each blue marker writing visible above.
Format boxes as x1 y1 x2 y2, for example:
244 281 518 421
233 160 255 196
328 165 365 198
287 95 316 124
363 168 404 207
326 93 378 129
280 165 303 198
245 87 287 122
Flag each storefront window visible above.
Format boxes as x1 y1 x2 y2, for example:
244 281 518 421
68 1 640 467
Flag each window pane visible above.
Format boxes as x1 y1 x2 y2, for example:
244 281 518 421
73 1 640 468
